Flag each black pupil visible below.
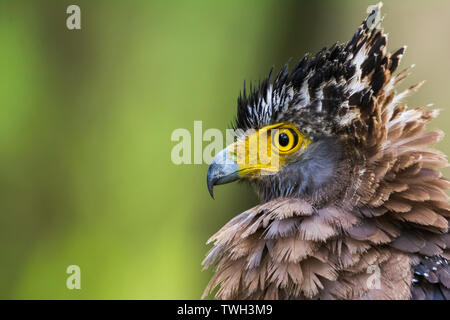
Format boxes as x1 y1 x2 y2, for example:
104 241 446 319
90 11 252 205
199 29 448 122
278 133 290 147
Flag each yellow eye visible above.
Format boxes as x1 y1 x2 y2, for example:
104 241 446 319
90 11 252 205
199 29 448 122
272 126 306 154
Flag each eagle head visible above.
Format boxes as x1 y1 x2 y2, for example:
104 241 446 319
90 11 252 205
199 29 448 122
208 3 388 204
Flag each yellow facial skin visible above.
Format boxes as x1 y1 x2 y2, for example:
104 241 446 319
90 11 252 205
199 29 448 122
228 123 311 178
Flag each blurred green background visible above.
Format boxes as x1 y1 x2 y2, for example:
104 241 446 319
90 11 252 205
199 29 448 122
0 0 449 299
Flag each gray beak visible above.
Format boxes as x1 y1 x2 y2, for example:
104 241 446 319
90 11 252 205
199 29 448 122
206 148 239 199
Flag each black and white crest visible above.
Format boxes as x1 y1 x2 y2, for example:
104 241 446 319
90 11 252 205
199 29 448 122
235 3 410 141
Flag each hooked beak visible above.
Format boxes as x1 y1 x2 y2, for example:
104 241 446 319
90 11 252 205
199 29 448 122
206 147 239 199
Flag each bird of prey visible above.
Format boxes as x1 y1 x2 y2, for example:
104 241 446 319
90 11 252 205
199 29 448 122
203 3 450 300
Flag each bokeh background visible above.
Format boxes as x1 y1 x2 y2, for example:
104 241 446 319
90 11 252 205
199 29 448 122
0 0 449 299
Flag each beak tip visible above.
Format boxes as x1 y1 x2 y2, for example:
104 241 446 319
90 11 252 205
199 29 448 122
207 170 216 199
207 181 215 199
